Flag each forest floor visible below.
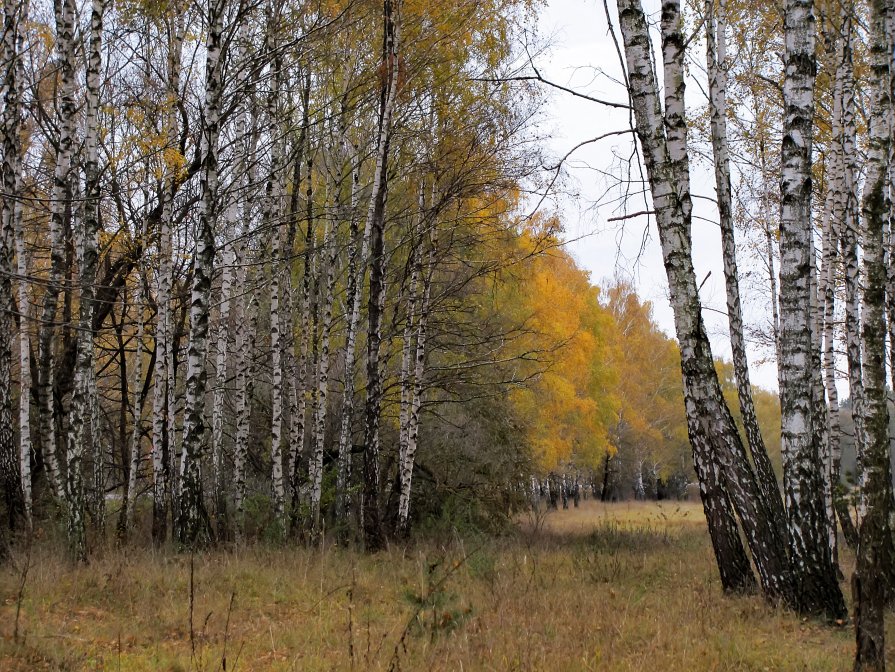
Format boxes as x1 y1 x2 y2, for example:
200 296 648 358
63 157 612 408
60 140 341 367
0 500 887 671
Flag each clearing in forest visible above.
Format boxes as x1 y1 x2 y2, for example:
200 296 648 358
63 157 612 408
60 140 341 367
0 500 876 671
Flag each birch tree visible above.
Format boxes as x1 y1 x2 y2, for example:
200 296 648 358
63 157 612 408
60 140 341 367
37 0 77 504
615 0 779 596
853 0 895 664
360 0 402 552
178 0 227 547
777 0 846 618
0 0 25 535
64 0 107 561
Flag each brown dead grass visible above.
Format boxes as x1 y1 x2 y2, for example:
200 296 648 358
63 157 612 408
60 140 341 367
0 500 886 671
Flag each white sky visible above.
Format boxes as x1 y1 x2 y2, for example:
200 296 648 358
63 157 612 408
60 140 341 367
536 0 782 392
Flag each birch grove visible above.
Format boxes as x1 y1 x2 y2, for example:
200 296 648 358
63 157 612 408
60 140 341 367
0 0 554 550
2 0 895 664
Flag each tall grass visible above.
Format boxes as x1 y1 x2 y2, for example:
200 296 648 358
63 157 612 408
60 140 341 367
0 501 883 670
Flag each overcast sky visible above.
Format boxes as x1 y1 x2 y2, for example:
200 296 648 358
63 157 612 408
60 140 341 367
535 0 782 392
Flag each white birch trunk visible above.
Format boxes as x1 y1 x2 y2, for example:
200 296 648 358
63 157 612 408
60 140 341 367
14 178 30 525
396 222 420 526
37 0 77 503
361 0 402 551
269 216 286 527
853 1 895 663
615 0 793 598
234 290 258 529
64 0 106 561
335 140 363 520
178 0 226 547
211 241 235 531
308 194 340 529
124 271 146 536
264 44 287 529
150 7 184 545
397 222 436 534
778 0 846 617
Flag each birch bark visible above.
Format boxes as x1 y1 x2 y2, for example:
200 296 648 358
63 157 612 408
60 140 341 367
335 137 362 521
361 0 402 552
308 155 342 530
123 266 146 537
778 0 846 618
37 0 77 503
821 23 861 550
853 0 895 663
64 0 106 561
397 220 436 535
177 0 226 547
0 0 25 532
615 0 798 598
210 241 234 534
151 6 185 545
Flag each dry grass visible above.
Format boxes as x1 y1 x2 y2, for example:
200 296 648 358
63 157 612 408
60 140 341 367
0 500 887 671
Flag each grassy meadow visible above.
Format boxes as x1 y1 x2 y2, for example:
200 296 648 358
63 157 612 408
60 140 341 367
0 500 887 671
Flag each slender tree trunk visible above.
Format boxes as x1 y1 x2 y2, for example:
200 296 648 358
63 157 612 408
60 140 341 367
397 224 436 535
151 7 184 546
177 0 226 547
233 290 258 534
14 167 30 527
335 139 364 523
0 0 27 534
122 269 146 539
210 242 234 536
308 178 341 531
706 0 787 543
361 0 402 552
269 202 286 529
37 0 77 504
395 217 421 535
288 72 312 520
831 9 868 522
230 70 260 541
854 1 895 664
64 0 106 561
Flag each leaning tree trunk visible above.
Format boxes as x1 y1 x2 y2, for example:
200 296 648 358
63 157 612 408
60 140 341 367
853 0 895 665
778 0 846 619
616 0 779 597
705 0 787 544
177 0 226 548
395 216 421 536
